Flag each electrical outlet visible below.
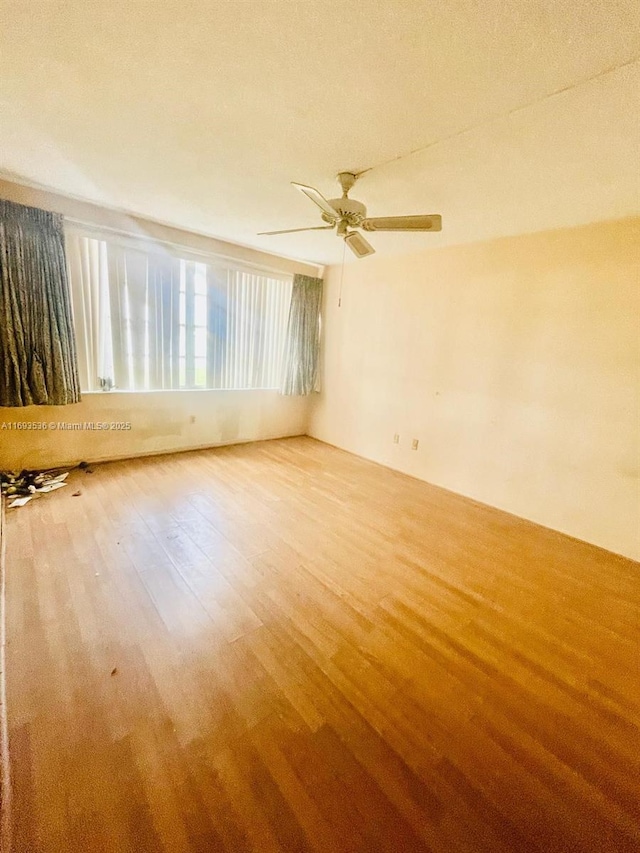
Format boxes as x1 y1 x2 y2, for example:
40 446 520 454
412 439 419 450
393 433 400 444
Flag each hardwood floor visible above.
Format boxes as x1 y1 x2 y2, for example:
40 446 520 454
3 436 639 852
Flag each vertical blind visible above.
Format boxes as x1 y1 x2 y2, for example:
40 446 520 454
66 231 293 392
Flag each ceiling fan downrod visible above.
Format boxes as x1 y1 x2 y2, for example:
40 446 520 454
337 171 357 197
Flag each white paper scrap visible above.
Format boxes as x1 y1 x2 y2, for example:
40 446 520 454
8 496 33 507
38 482 68 493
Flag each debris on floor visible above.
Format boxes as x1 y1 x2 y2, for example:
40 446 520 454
1 469 69 508
7 495 33 507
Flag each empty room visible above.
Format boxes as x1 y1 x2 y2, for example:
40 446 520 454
0 2 638 852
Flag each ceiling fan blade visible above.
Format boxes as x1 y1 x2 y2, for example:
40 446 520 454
291 182 339 219
257 225 335 236
344 231 375 258
361 214 442 232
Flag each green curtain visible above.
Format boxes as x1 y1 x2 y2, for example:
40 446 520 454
280 273 323 396
0 199 81 406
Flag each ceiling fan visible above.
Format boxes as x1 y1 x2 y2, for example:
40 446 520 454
258 171 442 258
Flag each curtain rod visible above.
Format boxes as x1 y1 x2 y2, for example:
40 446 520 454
64 216 321 278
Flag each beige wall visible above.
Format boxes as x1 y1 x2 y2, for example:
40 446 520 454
0 390 310 470
310 218 640 561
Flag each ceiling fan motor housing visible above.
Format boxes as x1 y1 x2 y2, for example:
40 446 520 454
322 197 367 226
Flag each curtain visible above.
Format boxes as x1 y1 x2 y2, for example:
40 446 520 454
0 199 81 406
280 273 323 396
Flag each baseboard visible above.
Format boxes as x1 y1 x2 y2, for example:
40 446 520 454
2 431 307 472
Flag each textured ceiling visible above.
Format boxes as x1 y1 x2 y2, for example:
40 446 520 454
1 1 639 265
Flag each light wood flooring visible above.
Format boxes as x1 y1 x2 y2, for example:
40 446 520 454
3 436 639 852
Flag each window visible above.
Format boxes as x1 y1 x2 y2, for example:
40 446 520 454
66 231 293 392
